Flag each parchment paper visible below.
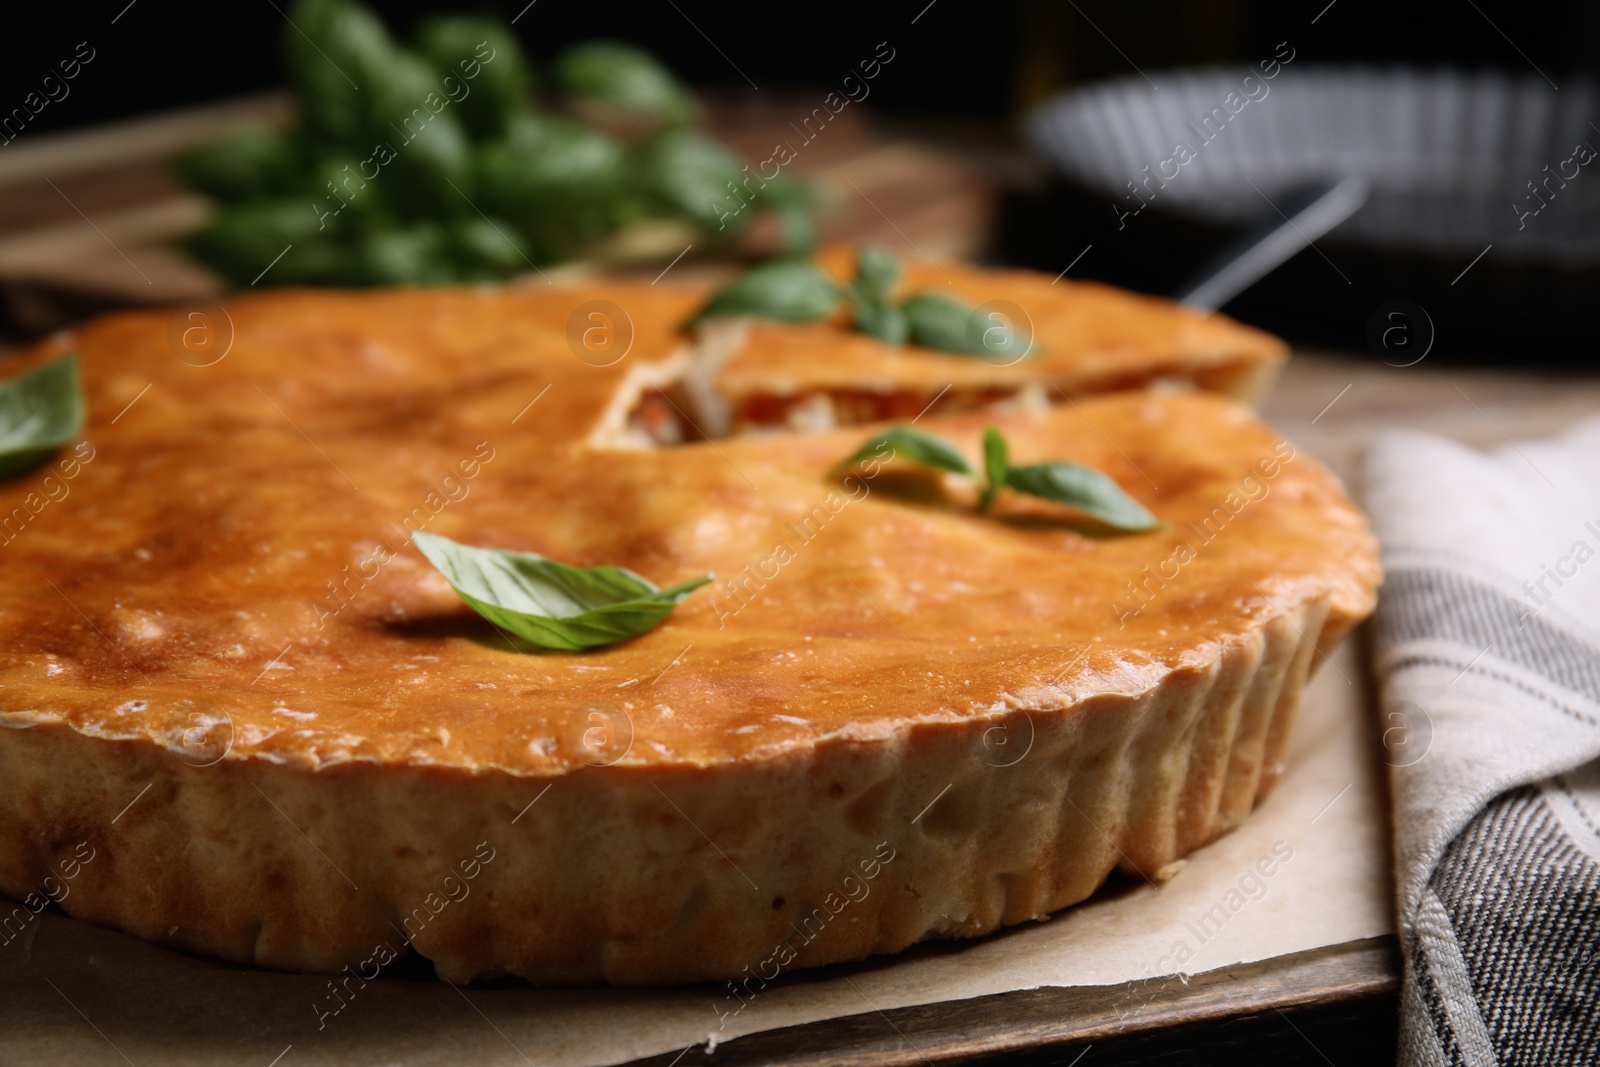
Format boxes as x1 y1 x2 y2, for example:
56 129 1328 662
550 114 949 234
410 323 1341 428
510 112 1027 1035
0 641 1390 1067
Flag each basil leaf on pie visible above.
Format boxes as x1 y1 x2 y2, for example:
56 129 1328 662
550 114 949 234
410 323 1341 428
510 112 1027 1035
1002 462 1161 531
832 425 973 477
412 530 711 651
852 244 901 304
846 244 909 344
979 426 1008 513
0 354 85 479
901 292 1033 360
849 295 910 345
968 305 1033 360
688 260 841 327
900 292 976 354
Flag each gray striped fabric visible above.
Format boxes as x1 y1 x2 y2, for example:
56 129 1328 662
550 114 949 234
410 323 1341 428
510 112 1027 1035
1367 422 1600 1067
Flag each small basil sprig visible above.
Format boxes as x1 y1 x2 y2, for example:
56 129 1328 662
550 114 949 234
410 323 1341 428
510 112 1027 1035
687 259 841 327
853 243 899 301
413 531 711 651
0 354 85 479
833 424 1159 532
846 244 909 344
689 246 1033 360
998 460 1160 530
832 425 973 477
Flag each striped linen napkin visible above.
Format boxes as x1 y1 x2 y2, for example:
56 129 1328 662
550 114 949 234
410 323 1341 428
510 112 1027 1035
1366 415 1600 1066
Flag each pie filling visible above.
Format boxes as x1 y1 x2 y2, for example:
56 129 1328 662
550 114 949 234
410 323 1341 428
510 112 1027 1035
617 320 1276 446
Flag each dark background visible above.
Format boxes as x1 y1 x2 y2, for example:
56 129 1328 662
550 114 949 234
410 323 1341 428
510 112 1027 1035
5 0 1597 358
5 0 1597 136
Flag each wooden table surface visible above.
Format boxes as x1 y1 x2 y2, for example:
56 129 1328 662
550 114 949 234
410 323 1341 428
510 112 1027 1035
4 93 1597 1067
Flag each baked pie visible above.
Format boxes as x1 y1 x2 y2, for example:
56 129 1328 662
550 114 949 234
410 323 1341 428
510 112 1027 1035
0 260 1375 986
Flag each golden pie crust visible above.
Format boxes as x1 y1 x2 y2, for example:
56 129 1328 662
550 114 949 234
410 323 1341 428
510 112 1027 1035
0 276 1375 986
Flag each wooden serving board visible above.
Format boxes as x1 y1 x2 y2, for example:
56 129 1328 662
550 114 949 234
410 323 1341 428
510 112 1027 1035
618 937 1400 1066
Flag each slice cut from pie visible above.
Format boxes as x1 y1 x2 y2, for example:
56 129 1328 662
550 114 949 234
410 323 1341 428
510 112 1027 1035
686 246 1287 436
0 281 1373 986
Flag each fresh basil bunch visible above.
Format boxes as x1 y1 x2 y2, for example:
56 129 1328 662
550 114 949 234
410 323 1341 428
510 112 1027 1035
175 0 821 287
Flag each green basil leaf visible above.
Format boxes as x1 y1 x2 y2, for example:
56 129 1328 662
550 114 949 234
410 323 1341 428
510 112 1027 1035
0 355 85 479
969 304 1034 360
901 291 980 354
1003 463 1161 531
358 225 458 286
172 125 297 201
413 531 710 651
284 0 397 145
554 40 695 126
636 129 747 232
183 200 351 287
474 118 627 261
373 59 474 215
901 291 1034 359
832 425 971 477
448 215 531 275
772 199 820 255
762 175 828 254
849 294 909 345
688 260 841 327
979 426 1008 513
853 244 901 304
413 14 533 140
846 244 906 342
